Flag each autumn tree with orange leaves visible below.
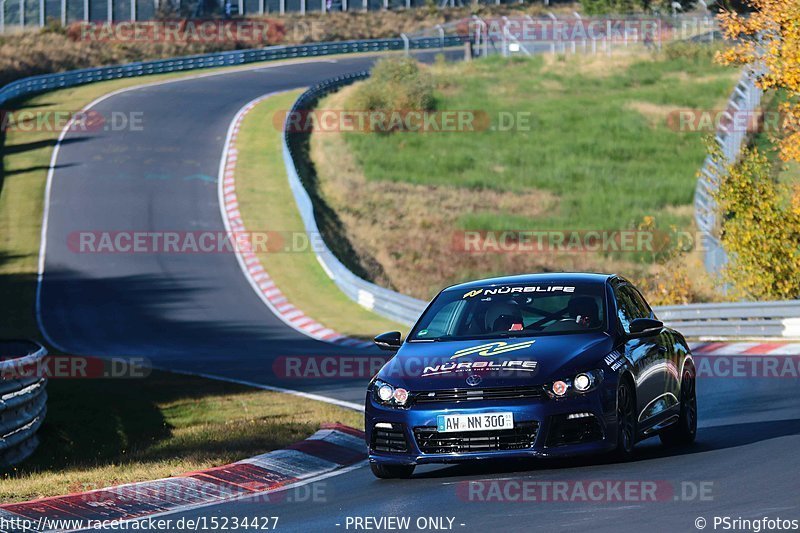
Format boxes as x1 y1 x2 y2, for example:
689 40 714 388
717 0 800 161
710 0 800 300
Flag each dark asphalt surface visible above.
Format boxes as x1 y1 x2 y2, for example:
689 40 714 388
40 52 800 532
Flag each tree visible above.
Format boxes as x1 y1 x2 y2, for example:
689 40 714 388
717 0 800 162
711 144 800 300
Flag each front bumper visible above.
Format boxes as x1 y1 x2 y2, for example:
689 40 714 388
365 384 619 466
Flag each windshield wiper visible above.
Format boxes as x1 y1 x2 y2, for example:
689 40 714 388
431 331 536 342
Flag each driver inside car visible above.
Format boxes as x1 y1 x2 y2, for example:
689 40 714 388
484 301 524 332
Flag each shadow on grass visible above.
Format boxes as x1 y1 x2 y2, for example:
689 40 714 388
2 136 88 157
28 371 290 473
0 252 38 341
3 163 77 177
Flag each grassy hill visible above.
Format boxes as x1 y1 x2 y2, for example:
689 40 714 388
309 45 739 303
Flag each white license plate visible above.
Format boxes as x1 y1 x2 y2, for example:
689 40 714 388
436 412 513 433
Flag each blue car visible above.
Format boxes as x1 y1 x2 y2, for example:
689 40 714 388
365 273 697 479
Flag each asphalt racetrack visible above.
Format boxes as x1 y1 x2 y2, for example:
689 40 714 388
38 52 800 532
39 53 418 404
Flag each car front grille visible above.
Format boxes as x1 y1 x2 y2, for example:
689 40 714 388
414 421 539 454
371 423 408 453
412 386 545 405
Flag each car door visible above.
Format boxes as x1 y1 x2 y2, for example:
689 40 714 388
613 283 667 427
635 288 683 413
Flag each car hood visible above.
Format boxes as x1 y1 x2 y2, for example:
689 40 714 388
375 333 614 390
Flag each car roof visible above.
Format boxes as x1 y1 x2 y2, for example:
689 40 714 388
442 272 615 293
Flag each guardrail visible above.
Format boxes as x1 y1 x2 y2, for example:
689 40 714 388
658 300 800 339
0 341 48 467
281 66 800 338
0 35 466 108
693 68 763 274
283 72 431 326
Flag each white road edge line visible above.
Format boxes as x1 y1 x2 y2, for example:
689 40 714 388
216 91 346 344
68 462 368 533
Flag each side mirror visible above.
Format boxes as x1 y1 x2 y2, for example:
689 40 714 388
374 331 402 351
628 318 664 337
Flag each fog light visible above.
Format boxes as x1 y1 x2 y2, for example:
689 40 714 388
552 380 568 397
567 412 593 420
574 373 591 391
378 384 394 402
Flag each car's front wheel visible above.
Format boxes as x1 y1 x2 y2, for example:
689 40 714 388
660 369 697 446
370 462 415 479
614 378 637 460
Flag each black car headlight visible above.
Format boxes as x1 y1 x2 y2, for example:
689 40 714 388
548 369 604 398
372 379 410 407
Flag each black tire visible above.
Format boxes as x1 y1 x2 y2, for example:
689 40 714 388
370 462 415 479
660 370 697 447
614 378 637 460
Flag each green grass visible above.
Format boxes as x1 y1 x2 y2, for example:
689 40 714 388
343 50 739 234
0 370 362 502
233 92 405 338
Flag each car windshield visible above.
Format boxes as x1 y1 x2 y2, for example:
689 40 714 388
409 282 607 342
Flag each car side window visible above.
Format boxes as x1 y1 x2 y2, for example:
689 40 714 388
416 300 463 338
628 287 653 319
614 284 650 334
